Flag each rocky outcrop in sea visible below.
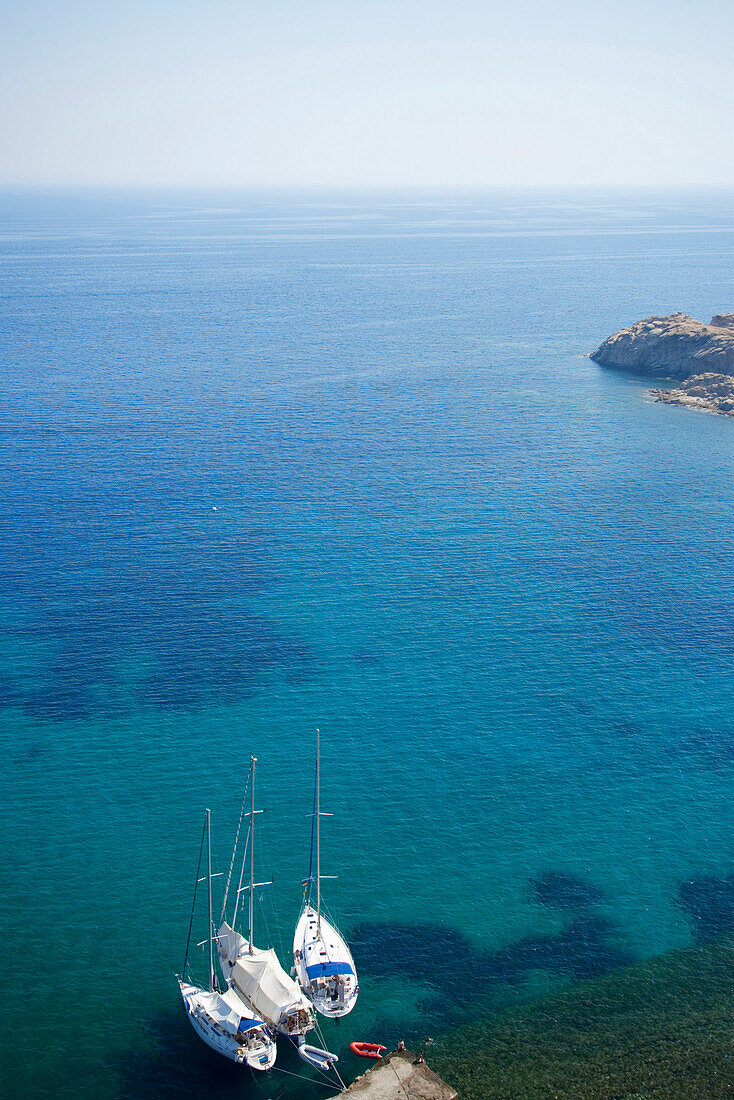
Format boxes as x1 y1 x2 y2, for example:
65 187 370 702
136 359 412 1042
591 312 734 419
591 313 734 380
650 373 734 417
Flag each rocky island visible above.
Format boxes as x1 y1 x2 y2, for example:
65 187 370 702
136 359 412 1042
591 313 734 418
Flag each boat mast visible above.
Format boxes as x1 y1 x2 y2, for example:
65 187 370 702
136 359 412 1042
249 755 256 955
206 807 214 993
316 729 321 931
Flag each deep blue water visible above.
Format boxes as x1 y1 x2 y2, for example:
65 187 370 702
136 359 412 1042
1 189 733 1099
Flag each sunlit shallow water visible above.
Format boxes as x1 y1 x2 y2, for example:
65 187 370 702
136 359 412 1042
1 188 733 1098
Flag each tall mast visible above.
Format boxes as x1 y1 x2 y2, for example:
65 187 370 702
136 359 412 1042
206 807 214 993
249 755 256 955
316 729 321 930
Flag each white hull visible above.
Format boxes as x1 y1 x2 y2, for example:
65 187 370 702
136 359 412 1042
179 980 276 1071
293 906 358 1018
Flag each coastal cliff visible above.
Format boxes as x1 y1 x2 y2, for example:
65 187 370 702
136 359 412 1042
591 313 734 380
591 313 734 418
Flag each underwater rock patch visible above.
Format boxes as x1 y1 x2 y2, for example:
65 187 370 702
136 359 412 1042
531 872 605 911
4 597 313 719
352 912 634 1020
485 914 633 984
665 728 734 770
677 874 734 941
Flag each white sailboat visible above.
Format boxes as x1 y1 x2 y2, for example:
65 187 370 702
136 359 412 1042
293 730 359 1018
177 808 277 1071
216 756 338 1073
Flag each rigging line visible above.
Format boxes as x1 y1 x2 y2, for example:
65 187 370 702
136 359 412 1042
221 770 251 923
269 1065 345 1093
304 1057 340 1090
250 1077 287 1100
258 886 274 954
290 1021 344 1091
306 752 318 898
258 800 284 949
313 1021 348 1093
182 812 208 976
232 821 252 930
329 1051 348 1094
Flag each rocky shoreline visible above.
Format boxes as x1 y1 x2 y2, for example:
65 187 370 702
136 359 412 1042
591 313 734 418
650 373 734 418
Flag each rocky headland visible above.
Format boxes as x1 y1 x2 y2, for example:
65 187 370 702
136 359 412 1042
591 313 734 417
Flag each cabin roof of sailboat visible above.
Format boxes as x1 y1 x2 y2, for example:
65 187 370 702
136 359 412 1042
185 982 266 1036
218 986 266 1031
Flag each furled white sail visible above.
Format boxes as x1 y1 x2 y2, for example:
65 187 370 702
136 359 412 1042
217 921 248 970
217 921 313 1031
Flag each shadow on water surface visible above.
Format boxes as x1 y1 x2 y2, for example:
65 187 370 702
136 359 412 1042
115 1008 328 1100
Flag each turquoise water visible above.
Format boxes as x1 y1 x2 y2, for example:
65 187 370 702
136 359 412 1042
1 189 733 1098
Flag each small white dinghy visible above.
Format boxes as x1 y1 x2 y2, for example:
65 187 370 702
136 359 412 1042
293 730 359 1019
177 809 276 1072
217 756 339 1073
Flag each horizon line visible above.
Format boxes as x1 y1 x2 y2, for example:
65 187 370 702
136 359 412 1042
2 182 734 195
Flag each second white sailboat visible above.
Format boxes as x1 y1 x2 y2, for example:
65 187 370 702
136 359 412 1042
293 730 359 1019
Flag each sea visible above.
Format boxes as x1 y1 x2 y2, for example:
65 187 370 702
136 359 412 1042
1 188 733 1099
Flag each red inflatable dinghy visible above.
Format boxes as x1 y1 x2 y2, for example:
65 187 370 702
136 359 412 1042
350 1041 386 1059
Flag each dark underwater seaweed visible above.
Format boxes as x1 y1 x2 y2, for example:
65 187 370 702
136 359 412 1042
350 921 477 995
581 571 734 660
0 506 303 719
2 594 312 719
351 911 633 1024
531 871 605 910
677 874 734 941
485 914 632 984
666 727 734 770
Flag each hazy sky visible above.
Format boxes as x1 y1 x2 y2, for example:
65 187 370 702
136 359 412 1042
2 0 733 187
